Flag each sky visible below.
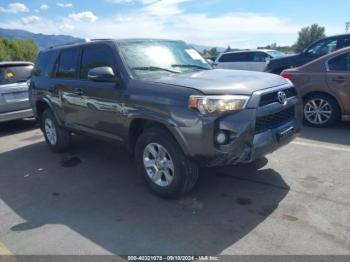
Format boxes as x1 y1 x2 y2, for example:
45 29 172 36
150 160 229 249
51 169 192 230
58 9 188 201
0 0 349 48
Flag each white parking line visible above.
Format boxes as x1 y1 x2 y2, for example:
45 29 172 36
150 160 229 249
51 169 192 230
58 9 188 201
0 241 12 255
292 141 350 153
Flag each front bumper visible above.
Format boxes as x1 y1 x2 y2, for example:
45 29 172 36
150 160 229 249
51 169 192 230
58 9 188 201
175 85 302 167
0 109 33 123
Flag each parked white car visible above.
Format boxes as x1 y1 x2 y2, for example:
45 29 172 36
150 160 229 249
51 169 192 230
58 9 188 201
214 49 286 72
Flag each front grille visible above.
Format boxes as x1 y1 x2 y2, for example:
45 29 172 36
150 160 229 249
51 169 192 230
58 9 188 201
259 87 297 107
255 106 295 134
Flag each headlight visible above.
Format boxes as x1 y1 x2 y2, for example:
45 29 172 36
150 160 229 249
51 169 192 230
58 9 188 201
189 95 250 116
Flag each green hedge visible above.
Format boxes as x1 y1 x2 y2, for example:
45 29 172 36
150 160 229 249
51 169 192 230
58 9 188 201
0 37 39 62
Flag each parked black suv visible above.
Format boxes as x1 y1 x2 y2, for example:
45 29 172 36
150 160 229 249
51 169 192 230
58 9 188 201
30 39 302 197
265 34 350 74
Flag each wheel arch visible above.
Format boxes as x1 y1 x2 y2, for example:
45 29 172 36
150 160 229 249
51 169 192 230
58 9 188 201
127 117 189 158
35 98 63 127
302 91 342 113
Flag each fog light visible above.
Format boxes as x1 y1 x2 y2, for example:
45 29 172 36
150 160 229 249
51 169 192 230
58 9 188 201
216 131 228 145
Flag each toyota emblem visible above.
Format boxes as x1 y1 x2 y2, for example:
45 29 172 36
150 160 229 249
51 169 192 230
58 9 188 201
277 91 287 105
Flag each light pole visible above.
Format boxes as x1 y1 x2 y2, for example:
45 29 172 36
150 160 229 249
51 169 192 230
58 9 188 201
346 22 350 33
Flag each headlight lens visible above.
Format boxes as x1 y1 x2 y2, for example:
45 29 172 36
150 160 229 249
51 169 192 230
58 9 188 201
189 95 250 116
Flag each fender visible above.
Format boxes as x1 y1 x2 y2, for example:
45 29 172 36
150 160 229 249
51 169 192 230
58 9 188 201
127 111 192 157
35 95 64 127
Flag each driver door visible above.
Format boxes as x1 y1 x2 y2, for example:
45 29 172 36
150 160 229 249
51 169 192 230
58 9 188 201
74 43 125 141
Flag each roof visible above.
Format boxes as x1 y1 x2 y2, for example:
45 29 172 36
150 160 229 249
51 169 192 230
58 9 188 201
0 61 34 67
46 38 183 51
222 49 277 55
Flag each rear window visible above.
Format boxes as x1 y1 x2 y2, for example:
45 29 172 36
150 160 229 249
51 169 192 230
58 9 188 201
0 64 33 85
218 52 250 62
33 51 58 77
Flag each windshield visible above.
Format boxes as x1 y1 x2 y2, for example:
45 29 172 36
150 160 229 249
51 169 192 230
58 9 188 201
266 50 286 58
0 65 33 85
118 40 212 78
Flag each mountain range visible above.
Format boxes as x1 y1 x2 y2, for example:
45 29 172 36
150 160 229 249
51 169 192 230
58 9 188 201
0 28 84 50
0 28 224 52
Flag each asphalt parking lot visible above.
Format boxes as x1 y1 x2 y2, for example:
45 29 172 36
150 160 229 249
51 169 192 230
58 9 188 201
0 120 349 256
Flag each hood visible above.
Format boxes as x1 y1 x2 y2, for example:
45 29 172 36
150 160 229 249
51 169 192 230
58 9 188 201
149 69 289 95
268 53 303 67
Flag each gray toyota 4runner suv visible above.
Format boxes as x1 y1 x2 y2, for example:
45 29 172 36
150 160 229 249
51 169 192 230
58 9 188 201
30 39 302 197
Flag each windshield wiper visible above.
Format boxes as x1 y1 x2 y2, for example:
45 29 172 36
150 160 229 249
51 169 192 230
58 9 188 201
171 64 211 70
132 66 180 74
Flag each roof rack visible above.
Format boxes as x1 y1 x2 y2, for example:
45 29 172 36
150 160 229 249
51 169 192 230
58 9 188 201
48 39 90 49
90 39 114 41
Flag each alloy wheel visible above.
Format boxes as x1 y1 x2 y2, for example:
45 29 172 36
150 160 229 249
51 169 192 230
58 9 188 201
44 118 57 145
304 98 333 125
143 143 175 187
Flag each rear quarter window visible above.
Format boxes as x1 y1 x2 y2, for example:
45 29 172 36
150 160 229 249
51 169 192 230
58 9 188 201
0 65 33 85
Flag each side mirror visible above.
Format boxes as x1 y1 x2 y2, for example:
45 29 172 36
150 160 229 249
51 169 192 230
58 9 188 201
88 67 117 82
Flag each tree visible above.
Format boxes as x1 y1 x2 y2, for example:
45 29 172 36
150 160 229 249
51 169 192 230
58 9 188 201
294 24 326 52
0 37 38 62
225 45 232 53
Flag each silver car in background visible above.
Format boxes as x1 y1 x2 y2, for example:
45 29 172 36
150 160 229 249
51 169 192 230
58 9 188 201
0 62 34 123
214 49 286 72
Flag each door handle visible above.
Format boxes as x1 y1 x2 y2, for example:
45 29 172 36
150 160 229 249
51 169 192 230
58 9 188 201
332 76 347 83
73 88 84 95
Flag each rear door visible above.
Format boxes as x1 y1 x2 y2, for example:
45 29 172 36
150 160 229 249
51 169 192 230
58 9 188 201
247 52 271 71
0 64 33 113
326 52 350 116
53 47 82 128
216 52 250 70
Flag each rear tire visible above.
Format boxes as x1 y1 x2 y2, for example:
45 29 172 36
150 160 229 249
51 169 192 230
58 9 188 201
135 127 199 198
303 94 340 128
41 109 71 152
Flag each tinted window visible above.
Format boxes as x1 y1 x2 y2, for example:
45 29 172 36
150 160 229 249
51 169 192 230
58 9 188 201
80 44 116 79
251 52 269 62
328 53 350 71
219 53 249 62
266 50 285 58
342 37 350 48
56 48 79 78
0 65 33 85
33 51 57 77
306 39 338 57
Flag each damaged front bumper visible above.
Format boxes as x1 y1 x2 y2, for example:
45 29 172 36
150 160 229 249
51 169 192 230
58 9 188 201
177 85 303 167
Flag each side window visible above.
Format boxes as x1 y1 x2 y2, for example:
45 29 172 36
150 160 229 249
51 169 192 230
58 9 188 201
218 54 230 63
306 39 338 57
328 53 350 71
342 37 350 48
80 44 116 79
33 51 58 77
56 48 79 78
219 53 248 62
251 52 269 62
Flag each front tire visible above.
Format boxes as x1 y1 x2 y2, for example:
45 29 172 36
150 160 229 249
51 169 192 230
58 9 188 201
303 94 340 127
135 127 199 198
41 109 71 152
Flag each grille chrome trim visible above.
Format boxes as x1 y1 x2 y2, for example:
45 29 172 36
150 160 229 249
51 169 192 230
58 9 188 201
259 87 297 107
